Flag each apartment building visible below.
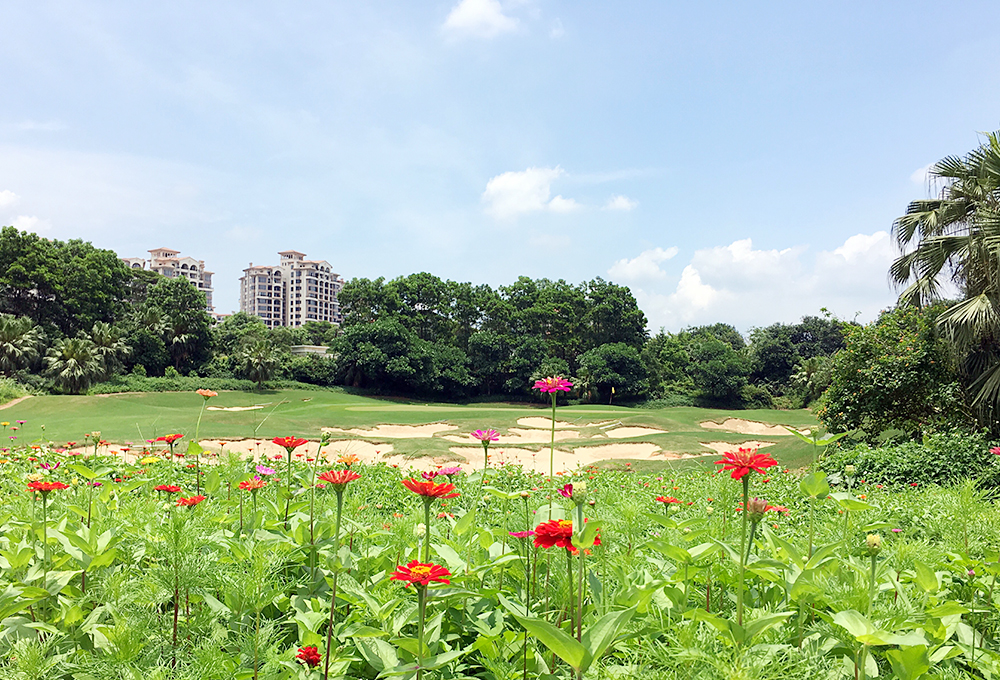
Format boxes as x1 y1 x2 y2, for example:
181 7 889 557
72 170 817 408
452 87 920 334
239 251 344 328
122 248 215 311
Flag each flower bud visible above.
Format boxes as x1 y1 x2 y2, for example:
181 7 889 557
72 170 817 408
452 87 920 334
845 465 856 476
747 497 769 521
866 533 881 555
415 523 426 537
519 491 531 498
706 506 714 516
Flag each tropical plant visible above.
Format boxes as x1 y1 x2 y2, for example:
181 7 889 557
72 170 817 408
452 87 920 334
89 321 130 380
890 131 1000 420
238 338 282 389
43 335 102 394
0 314 43 377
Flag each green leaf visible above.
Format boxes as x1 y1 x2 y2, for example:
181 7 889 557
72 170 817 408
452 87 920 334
829 491 873 512
204 469 221 494
833 609 876 639
512 614 586 671
913 561 939 593
743 611 795 642
646 540 691 564
454 508 476 537
580 607 636 672
799 472 830 498
69 464 98 480
186 440 204 456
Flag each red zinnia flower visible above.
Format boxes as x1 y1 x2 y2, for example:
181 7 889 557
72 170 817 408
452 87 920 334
272 436 308 452
533 519 601 554
991 446 1000 456
715 447 778 480
655 496 681 504
296 646 321 667
176 495 206 507
156 434 184 444
401 478 461 499
154 484 182 493
390 560 452 587
239 477 266 491
27 480 70 494
317 469 361 490
533 376 573 393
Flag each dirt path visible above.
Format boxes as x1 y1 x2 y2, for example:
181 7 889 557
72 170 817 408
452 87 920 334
0 395 32 411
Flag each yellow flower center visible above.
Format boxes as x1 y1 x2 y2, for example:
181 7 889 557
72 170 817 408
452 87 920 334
409 565 433 578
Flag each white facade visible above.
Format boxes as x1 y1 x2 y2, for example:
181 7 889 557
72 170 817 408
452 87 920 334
122 248 215 311
239 251 344 328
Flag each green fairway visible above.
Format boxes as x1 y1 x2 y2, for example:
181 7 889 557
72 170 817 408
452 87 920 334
0 389 821 468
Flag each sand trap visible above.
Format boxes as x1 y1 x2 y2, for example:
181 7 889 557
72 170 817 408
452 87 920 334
322 423 458 438
603 426 667 439
447 442 710 473
443 427 582 445
207 405 266 412
516 417 618 429
700 419 808 436
699 440 775 454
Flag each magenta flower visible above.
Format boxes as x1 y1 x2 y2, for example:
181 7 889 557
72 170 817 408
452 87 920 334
509 530 535 538
533 376 573 393
471 429 500 443
255 465 276 476
39 462 60 470
436 466 463 477
558 483 574 498
991 446 1000 456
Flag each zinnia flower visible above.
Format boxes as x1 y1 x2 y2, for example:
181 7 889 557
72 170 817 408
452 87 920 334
156 434 184 445
317 469 361 490
27 480 70 494
273 436 308 452
390 560 452 587
509 530 535 538
533 519 600 554
715 447 778 480
197 388 218 399
471 429 499 442
533 376 573 393
154 484 182 493
991 446 1000 456
239 477 266 491
655 496 681 504
176 495 206 507
255 465 276 476
338 453 360 467
295 646 321 667
401 478 461 499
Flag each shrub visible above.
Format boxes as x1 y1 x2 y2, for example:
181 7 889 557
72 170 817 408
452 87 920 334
86 375 330 394
0 377 29 405
822 429 1000 487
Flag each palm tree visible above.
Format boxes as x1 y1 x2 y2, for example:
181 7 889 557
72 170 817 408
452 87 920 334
90 321 130 379
890 131 1000 415
44 336 102 394
0 315 43 377
238 338 281 390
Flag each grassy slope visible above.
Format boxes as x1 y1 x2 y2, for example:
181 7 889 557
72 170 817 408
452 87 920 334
1 389 820 468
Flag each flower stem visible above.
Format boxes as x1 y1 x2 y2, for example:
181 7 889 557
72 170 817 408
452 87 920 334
323 490 345 680
423 498 432 563
738 475 749 628
548 392 556 520
417 586 427 680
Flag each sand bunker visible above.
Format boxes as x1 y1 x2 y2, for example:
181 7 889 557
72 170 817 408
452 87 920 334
700 419 808 436
516 417 617 429
699 440 775 454
443 427 582 445
322 423 458 438
603 426 667 439
448 442 708 473
207 405 266 412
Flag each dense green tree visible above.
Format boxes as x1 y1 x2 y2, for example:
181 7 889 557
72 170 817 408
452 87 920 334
577 343 648 402
338 277 402 325
686 323 745 350
142 278 213 373
467 330 509 395
44 336 102 394
213 313 269 356
788 315 845 359
237 338 282 389
0 227 131 335
89 322 130 380
686 335 750 406
889 131 1000 421
818 306 968 442
747 324 798 388
504 335 550 395
583 278 648 348
642 331 693 398
0 315 44 377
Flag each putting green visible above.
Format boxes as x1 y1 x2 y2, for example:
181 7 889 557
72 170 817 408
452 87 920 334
0 389 821 469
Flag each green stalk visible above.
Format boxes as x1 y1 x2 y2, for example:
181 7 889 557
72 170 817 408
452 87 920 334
548 392 556 520
566 550 574 638
416 586 427 680
867 554 877 616
737 475 749 628
423 498 432 563
576 551 585 641
323 489 345 680
193 397 207 496
284 448 292 528
41 493 48 583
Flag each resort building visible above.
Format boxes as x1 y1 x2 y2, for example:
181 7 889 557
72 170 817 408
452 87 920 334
122 248 215 311
239 251 344 328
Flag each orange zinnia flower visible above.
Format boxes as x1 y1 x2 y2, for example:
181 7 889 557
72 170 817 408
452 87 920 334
273 436 308 452
239 477 266 491
27 480 70 494
196 389 218 399
401 478 461 499
317 469 361 490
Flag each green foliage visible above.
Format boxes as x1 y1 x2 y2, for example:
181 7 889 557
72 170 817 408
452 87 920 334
577 342 648 402
0 377 29 405
43 336 102 394
823 429 1000 486
685 335 749 407
818 305 970 443
87 375 325 394
0 314 44 377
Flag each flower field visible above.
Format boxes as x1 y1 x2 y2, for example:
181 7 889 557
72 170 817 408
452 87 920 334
2 401 1000 679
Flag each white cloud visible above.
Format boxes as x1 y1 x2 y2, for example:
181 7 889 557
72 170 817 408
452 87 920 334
0 190 19 208
608 246 678 281
482 166 580 219
615 233 898 332
443 0 518 39
604 194 637 211
550 19 565 39
910 163 933 185
11 215 51 233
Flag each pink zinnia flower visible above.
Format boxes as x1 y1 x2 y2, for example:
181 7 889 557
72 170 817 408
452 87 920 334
991 446 1000 456
256 465 276 476
471 429 500 442
533 376 573 393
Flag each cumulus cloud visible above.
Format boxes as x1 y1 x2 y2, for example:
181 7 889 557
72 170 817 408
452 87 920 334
604 194 637 211
443 0 518 39
910 163 933 186
611 233 898 332
608 246 678 281
0 190 19 208
482 166 579 219
11 215 51 233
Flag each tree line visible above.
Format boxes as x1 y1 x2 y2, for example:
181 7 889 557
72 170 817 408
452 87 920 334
0 226 845 404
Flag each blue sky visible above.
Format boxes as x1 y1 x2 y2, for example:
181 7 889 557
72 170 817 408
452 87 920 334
2 1 999 332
